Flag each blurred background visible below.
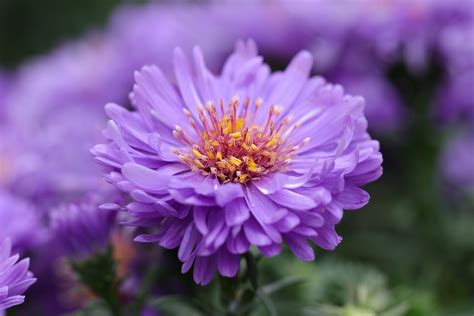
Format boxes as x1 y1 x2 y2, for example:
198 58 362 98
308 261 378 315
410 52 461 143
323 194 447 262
0 0 473 315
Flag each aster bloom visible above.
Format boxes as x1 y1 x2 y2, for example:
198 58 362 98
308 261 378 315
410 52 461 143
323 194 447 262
436 71 474 124
440 130 474 190
108 1 304 83
49 196 117 259
92 40 382 285
329 69 404 132
0 190 47 252
436 8 474 124
2 34 121 202
0 238 36 312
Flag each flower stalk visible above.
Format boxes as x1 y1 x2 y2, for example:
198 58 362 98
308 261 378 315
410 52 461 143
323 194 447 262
71 247 122 316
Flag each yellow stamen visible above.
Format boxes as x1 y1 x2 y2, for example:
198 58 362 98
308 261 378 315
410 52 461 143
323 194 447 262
236 117 244 130
173 97 297 184
228 156 242 167
245 133 250 143
223 122 232 134
229 132 241 139
247 158 258 172
239 174 248 183
194 159 205 168
266 136 279 147
193 149 204 159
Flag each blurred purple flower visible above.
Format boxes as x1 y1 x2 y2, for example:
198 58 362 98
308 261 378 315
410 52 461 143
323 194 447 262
436 70 474 124
92 40 382 285
108 3 222 77
7 34 124 121
440 129 474 189
2 35 120 202
49 195 117 259
280 0 433 71
330 69 405 132
0 238 36 312
0 190 47 252
436 12 474 124
108 2 305 82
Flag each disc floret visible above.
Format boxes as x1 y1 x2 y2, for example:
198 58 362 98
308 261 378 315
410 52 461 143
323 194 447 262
173 97 310 183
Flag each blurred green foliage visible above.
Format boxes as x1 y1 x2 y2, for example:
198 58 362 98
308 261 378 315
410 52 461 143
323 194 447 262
0 0 121 67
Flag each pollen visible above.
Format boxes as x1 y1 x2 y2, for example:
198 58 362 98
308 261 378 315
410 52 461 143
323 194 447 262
173 97 308 183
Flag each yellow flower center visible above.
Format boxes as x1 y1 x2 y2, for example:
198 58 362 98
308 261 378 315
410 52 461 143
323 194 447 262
173 97 309 184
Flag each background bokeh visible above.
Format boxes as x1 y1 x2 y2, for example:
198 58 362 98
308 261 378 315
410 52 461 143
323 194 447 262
1 0 473 315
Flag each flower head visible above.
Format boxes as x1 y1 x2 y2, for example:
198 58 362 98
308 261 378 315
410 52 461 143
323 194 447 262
0 190 47 252
329 69 404 132
92 40 382 285
0 238 36 311
440 129 474 190
1 35 120 202
49 195 117 259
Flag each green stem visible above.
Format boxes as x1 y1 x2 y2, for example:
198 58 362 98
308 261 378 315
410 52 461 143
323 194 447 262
220 252 261 316
129 252 160 316
71 247 122 316
244 252 259 291
103 289 122 316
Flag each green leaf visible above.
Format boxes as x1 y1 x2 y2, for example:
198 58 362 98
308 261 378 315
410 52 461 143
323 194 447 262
256 290 277 316
148 296 204 316
261 276 305 295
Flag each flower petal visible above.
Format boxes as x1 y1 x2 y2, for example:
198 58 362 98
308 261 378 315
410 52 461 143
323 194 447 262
269 189 317 211
335 187 370 210
225 199 250 226
284 234 315 261
122 163 170 192
217 250 240 278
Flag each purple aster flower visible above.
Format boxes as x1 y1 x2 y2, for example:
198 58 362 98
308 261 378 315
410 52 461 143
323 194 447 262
2 34 121 203
436 18 474 124
106 2 230 88
92 40 383 285
0 103 109 206
49 195 117 259
0 238 36 312
440 129 474 189
436 70 474 124
0 190 47 252
279 0 433 72
329 69 405 132
107 2 305 83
